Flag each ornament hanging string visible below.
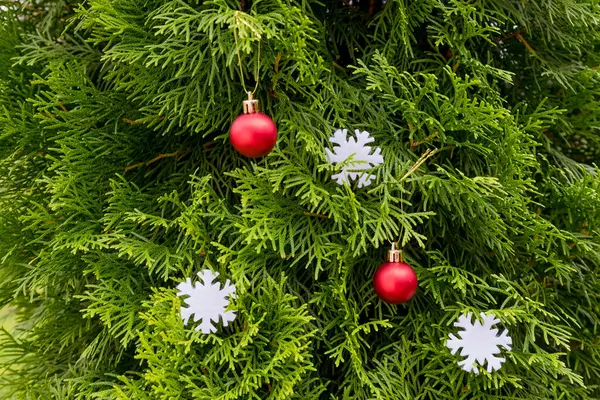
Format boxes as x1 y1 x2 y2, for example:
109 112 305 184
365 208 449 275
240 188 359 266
392 148 439 261
233 11 261 96
394 165 409 263
229 12 277 159
397 180 405 262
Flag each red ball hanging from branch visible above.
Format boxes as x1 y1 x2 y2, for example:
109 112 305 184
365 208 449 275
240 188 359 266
373 242 418 304
230 92 277 158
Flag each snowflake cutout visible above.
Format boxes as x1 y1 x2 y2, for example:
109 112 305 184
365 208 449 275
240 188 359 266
447 312 512 374
176 269 236 334
325 129 384 188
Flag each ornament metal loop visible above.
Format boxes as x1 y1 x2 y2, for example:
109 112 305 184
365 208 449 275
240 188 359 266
388 242 403 263
243 91 260 114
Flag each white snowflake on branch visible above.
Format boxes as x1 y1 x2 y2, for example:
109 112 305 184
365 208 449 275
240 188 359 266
325 129 384 188
176 269 236 334
447 312 512 374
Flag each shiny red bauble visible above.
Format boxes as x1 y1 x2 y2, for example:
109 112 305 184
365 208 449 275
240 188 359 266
373 261 418 304
230 113 277 158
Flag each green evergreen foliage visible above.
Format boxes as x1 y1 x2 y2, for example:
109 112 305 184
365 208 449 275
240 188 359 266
1 0 600 398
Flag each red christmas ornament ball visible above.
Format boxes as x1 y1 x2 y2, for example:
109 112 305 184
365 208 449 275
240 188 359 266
373 261 418 304
230 112 277 158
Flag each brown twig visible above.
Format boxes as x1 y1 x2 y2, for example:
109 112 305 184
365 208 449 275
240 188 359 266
201 141 217 151
582 221 590 236
368 0 376 14
146 149 191 166
124 148 191 173
570 338 600 350
332 61 347 73
410 131 439 150
452 60 461 73
274 52 281 74
514 32 536 55
122 118 146 126
122 115 165 126
58 104 68 112
303 211 330 219
497 32 519 42
124 161 145 173
498 31 537 56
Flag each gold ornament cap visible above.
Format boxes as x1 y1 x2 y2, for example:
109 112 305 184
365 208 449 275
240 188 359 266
387 242 403 263
243 91 260 114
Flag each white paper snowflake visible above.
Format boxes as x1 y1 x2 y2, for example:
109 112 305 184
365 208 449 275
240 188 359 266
325 129 384 188
176 269 236 334
447 312 512 374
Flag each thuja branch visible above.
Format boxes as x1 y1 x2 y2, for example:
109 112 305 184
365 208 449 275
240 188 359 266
303 211 330 219
410 131 439 150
